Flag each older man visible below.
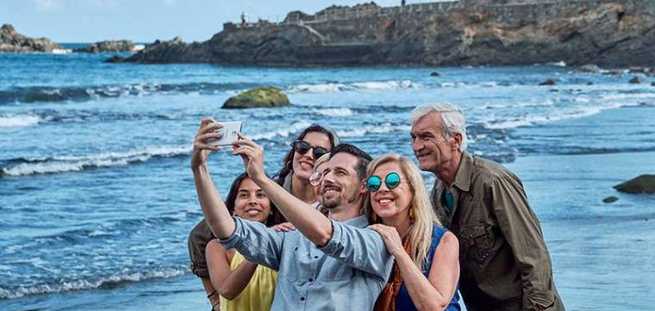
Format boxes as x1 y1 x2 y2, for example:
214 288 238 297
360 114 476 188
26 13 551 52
409 104 564 311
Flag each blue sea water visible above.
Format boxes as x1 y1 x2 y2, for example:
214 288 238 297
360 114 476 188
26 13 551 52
1 51 654 310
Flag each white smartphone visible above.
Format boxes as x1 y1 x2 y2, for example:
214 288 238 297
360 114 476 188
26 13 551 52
212 121 243 146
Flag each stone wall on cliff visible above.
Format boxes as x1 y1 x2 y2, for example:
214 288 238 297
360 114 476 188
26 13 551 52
121 0 655 67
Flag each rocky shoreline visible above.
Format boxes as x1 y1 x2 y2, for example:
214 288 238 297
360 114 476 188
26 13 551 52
113 0 655 67
73 40 139 53
0 24 60 53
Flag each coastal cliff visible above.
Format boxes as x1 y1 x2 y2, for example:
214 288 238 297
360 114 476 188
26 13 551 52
0 24 60 52
119 0 655 67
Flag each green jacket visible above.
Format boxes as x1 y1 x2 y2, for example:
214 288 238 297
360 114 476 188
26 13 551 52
431 152 564 311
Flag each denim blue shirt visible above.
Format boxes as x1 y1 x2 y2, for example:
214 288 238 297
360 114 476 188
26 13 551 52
220 215 394 311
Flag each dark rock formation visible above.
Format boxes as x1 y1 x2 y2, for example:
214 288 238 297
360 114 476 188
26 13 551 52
603 69 626 75
0 24 60 52
113 37 211 63
74 40 135 53
629 76 641 84
105 55 126 63
539 79 557 86
223 87 290 109
120 0 655 67
602 196 619 203
430 71 441 77
614 175 655 194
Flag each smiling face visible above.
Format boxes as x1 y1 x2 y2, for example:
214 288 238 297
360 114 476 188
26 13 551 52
410 112 458 173
292 131 332 180
232 177 272 223
370 161 413 221
320 152 363 210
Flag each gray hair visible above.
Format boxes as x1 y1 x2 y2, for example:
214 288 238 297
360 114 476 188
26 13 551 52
410 103 468 151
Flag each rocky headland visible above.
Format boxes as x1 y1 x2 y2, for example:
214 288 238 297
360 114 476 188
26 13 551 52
0 24 60 52
73 40 137 53
116 0 655 67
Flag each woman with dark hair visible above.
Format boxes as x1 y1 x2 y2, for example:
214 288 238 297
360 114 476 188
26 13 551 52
273 124 339 214
189 172 281 311
204 172 278 311
187 122 339 309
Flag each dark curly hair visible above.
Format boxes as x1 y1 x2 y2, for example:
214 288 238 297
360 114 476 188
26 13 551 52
225 172 282 226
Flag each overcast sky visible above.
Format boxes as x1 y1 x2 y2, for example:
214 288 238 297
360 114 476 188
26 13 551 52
0 0 443 43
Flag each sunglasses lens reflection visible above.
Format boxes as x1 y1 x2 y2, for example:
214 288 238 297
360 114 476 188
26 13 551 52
367 176 382 192
294 141 311 154
313 147 328 159
386 172 401 189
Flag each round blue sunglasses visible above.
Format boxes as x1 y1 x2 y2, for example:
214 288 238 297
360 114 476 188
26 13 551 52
366 172 401 192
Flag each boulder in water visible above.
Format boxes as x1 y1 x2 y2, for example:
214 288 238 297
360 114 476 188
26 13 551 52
614 175 655 194
430 71 440 77
629 76 641 84
602 196 619 203
539 79 556 86
223 87 290 109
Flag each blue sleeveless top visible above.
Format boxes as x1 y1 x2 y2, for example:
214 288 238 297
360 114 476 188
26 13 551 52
396 225 461 311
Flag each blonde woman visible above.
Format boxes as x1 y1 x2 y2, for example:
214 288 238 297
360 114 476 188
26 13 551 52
366 154 461 311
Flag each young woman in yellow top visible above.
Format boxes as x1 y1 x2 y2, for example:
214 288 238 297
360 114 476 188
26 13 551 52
204 172 278 311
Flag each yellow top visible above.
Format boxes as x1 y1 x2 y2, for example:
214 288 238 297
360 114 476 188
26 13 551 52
219 251 277 311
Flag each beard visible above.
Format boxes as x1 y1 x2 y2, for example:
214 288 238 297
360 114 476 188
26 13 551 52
320 193 341 210
320 187 359 210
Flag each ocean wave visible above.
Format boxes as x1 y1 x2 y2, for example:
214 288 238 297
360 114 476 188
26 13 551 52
250 121 312 140
600 93 655 102
0 268 186 299
336 123 410 138
481 99 555 110
312 108 354 117
0 145 190 177
24 216 187 245
481 94 655 130
290 82 350 93
51 48 73 54
288 80 419 93
0 82 259 104
0 114 42 128
482 106 605 130
548 61 567 67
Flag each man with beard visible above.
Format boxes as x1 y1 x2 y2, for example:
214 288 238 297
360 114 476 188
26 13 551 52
409 103 564 311
193 121 393 311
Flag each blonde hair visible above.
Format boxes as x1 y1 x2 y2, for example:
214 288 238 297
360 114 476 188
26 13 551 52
314 153 330 172
365 154 440 269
